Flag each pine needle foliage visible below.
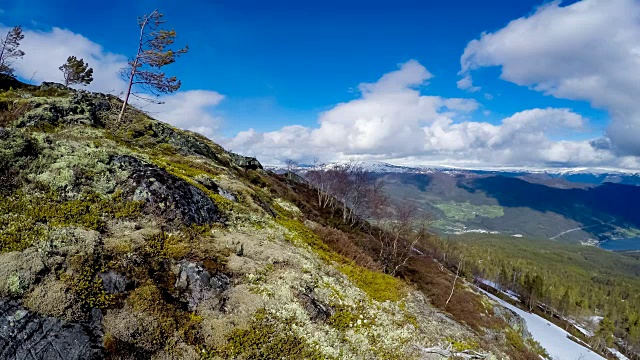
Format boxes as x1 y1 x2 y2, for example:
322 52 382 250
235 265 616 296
59 56 94 86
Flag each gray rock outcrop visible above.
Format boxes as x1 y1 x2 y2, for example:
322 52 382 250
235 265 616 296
112 155 223 225
0 300 103 360
174 260 230 310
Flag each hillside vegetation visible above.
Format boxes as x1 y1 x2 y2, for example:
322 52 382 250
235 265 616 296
0 78 550 359
438 234 640 356
380 172 640 243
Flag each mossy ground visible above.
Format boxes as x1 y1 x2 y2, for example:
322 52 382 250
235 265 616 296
0 83 541 359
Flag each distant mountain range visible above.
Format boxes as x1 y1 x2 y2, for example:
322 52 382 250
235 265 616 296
267 161 640 187
269 162 640 248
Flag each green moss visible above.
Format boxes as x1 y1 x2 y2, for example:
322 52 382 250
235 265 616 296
338 263 406 303
0 190 142 253
446 337 479 351
221 309 326 359
505 328 526 351
276 216 406 303
29 87 71 98
69 258 114 309
122 284 181 351
328 306 371 331
525 338 550 358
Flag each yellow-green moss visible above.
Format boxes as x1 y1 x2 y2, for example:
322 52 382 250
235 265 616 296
526 337 550 358
221 309 326 360
505 328 526 351
0 190 142 253
276 216 406 303
69 262 114 309
446 337 479 351
328 306 372 331
338 263 406 303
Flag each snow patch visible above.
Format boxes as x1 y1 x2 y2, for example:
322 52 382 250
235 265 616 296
478 288 605 360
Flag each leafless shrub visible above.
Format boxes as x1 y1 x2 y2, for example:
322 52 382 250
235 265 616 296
0 100 31 127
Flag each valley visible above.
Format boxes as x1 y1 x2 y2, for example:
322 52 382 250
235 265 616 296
373 168 640 249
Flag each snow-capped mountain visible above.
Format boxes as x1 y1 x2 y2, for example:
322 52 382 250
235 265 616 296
267 161 640 186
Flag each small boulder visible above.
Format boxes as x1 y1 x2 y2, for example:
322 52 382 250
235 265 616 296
99 271 129 294
112 155 223 225
298 289 334 323
174 260 230 310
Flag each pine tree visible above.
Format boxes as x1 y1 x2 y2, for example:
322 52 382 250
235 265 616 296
59 56 94 86
592 316 615 351
498 264 510 290
559 288 572 317
118 10 188 122
0 26 25 76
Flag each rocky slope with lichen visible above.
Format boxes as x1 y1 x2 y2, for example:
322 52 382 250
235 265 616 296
0 77 547 359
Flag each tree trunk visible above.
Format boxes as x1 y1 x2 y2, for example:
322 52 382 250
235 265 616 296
117 10 155 123
446 263 461 307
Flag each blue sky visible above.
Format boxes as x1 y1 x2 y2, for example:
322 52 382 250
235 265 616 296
1 0 639 168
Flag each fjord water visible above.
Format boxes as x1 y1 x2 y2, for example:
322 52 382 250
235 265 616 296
600 238 640 251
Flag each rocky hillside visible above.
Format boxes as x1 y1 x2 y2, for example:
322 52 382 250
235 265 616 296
0 78 546 359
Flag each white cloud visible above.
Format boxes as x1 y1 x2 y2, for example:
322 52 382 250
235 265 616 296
142 90 225 139
0 24 224 138
459 0 640 156
456 74 480 92
225 60 631 168
2 24 637 170
2 26 128 94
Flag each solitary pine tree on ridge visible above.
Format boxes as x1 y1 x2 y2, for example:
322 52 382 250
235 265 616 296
118 10 188 122
59 56 94 86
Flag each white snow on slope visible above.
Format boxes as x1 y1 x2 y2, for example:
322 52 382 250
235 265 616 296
478 288 604 360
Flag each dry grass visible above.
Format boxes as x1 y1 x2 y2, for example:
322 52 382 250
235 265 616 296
400 256 504 332
0 100 31 127
310 223 380 271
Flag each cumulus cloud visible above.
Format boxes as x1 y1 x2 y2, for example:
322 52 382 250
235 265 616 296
225 60 629 168
142 90 225 139
456 75 480 92
0 24 224 136
1 26 128 94
459 0 640 156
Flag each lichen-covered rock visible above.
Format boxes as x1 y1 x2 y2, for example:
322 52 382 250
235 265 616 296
297 289 334 322
112 155 222 225
194 174 237 202
99 271 129 294
22 278 82 321
16 91 110 129
150 122 230 164
0 249 46 297
0 300 103 360
229 153 262 170
493 305 531 340
174 260 230 310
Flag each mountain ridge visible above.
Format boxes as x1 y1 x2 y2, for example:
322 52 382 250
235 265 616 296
0 78 553 359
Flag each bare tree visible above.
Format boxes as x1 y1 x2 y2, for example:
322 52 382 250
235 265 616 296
284 158 297 179
59 56 94 86
372 202 431 276
446 258 463 307
118 10 188 122
0 26 25 76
